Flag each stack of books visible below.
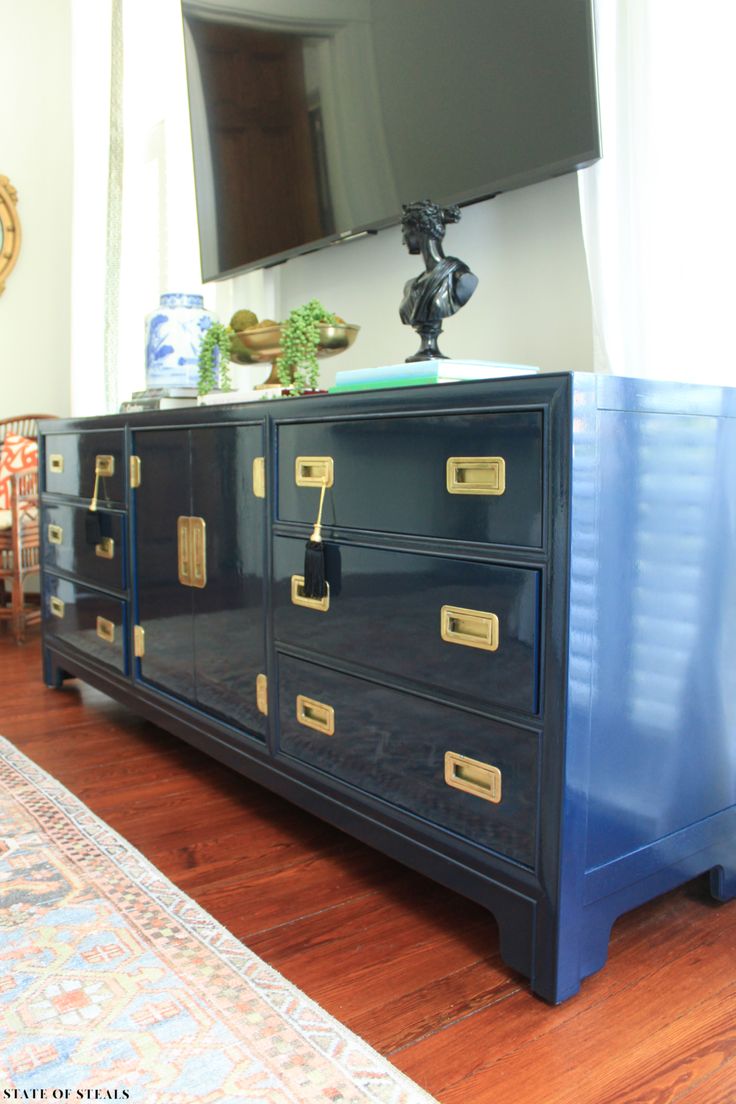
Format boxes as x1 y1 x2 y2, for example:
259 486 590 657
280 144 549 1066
119 387 199 412
330 360 539 393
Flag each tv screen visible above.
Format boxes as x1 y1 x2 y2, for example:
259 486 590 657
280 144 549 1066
182 0 600 281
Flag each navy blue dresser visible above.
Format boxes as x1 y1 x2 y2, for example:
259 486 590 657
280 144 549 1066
39 372 736 1003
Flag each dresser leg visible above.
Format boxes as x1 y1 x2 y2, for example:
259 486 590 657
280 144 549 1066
709 863 736 902
44 649 72 690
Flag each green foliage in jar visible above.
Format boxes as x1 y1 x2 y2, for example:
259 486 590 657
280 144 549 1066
198 322 233 396
276 299 337 395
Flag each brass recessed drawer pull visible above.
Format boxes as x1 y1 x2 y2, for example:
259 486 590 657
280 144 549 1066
48 524 63 545
48 454 64 474
445 751 502 803
441 605 499 651
95 455 115 477
49 596 65 619
446 456 506 495
296 694 335 735
95 536 115 560
295 456 334 488
96 616 115 644
291 574 330 612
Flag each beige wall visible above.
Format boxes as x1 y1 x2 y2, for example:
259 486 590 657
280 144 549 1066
0 0 73 420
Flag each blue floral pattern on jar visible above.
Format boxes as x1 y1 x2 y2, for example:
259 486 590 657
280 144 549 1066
145 293 216 389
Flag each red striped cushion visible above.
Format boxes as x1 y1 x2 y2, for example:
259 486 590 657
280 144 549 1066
0 435 38 510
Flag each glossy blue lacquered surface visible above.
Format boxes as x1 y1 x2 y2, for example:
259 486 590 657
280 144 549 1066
43 430 126 507
42 503 127 592
278 653 540 867
273 535 541 715
555 374 736 1001
38 372 736 1006
277 408 544 548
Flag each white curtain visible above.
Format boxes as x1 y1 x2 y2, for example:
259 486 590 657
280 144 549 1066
70 0 209 415
578 1 736 383
70 0 276 414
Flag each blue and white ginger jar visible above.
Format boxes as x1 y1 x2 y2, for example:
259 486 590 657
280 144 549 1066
145 293 216 389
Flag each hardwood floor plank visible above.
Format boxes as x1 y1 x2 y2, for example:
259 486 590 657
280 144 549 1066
394 892 736 1102
3 636 736 1104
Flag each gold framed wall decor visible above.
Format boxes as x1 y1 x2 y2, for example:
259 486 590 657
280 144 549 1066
0 175 22 294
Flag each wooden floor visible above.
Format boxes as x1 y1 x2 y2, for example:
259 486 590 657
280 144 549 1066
2 634 735 1104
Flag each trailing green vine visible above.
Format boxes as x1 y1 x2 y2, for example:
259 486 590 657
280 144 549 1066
198 323 233 395
276 299 337 395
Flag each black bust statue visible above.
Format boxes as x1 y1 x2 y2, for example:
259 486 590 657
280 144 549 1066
399 200 478 362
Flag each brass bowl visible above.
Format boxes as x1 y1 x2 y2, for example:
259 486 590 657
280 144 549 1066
234 323 360 364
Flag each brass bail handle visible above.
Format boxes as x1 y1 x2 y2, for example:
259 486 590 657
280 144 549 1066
90 455 114 512
89 469 100 512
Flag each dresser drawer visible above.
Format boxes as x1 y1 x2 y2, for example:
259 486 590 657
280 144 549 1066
43 504 126 591
44 431 126 507
277 410 543 548
278 655 539 867
43 577 128 675
274 536 540 715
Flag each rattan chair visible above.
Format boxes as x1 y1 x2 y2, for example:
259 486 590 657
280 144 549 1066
0 415 56 642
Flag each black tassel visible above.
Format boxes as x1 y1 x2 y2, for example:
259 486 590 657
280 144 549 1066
85 509 102 545
302 481 327 599
303 535 326 599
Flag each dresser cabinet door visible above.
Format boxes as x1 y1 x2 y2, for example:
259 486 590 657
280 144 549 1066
133 425 266 737
189 426 266 735
134 429 195 702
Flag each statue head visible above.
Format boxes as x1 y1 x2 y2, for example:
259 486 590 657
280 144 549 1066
400 200 461 253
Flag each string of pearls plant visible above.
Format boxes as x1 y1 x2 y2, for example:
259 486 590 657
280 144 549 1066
198 322 233 396
276 299 337 395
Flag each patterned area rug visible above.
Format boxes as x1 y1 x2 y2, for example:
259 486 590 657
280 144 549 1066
0 736 436 1103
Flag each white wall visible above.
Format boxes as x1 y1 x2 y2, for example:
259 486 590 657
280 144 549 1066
219 172 593 390
0 0 73 419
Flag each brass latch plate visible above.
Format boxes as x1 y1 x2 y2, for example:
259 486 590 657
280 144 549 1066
130 455 141 489
178 516 207 588
253 457 265 498
256 673 268 715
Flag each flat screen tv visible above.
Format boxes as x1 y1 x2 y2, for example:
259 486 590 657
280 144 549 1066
181 0 600 282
